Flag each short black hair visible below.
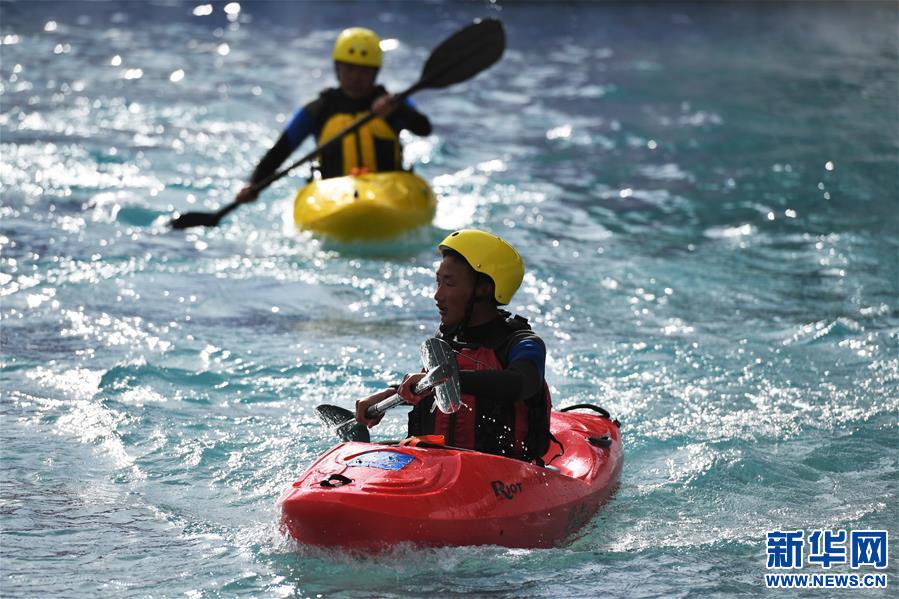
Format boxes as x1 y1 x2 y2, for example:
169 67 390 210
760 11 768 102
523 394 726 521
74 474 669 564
440 247 467 263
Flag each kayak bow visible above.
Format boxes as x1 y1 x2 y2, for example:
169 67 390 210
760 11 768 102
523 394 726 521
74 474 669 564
278 406 622 549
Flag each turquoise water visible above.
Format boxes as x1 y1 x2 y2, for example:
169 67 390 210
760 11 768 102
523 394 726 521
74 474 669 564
1 1 897 597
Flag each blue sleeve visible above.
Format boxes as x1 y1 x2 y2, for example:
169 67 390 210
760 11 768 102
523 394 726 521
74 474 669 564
284 107 314 149
507 339 545 381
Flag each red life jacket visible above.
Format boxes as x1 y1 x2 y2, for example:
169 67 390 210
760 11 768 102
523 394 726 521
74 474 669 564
408 317 552 462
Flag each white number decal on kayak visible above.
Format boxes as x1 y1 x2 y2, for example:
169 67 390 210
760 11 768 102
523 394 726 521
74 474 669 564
491 480 523 500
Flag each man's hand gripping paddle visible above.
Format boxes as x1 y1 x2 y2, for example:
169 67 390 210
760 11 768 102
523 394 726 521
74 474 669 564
315 338 461 443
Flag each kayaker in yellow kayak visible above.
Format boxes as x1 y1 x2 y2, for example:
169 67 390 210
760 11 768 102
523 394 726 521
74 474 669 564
356 230 553 463
235 27 432 204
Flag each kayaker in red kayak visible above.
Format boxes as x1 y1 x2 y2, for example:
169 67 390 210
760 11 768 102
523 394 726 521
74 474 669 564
235 27 432 204
356 229 553 462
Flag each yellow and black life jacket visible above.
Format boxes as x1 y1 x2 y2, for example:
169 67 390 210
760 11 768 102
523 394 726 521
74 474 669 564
312 86 402 178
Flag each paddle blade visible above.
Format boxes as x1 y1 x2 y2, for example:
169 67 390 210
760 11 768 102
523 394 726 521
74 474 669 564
170 200 239 230
417 18 505 91
170 210 220 230
316 404 370 443
420 338 462 414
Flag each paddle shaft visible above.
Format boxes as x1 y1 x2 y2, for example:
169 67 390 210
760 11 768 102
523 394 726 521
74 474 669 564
331 377 431 432
189 92 412 224
193 57 462 222
170 18 503 230
369 375 435 417
250 43 479 194
197 98 402 223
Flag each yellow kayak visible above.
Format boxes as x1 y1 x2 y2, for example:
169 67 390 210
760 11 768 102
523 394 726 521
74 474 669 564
293 171 437 241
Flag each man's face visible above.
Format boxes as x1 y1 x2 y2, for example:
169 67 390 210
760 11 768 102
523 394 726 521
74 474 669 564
433 255 477 329
335 62 378 99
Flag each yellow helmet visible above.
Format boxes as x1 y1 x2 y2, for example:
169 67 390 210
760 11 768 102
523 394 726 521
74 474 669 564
439 229 524 305
332 27 382 68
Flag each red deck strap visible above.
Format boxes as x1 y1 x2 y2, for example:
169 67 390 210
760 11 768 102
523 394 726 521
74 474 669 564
399 434 446 447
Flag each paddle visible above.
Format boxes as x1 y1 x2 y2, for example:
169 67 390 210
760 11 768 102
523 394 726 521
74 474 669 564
170 18 506 230
316 337 462 443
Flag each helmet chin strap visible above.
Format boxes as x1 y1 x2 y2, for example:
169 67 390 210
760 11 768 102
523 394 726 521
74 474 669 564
443 289 491 341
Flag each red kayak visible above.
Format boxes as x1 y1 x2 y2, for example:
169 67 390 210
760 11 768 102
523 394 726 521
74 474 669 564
278 405 622 549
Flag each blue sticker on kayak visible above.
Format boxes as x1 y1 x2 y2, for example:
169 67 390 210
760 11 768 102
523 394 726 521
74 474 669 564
348 451 415 471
